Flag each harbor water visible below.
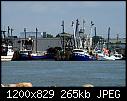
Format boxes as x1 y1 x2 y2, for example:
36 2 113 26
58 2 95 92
1 60 126 87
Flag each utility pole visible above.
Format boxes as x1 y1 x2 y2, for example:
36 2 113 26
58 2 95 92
7 26 10 37
11 28 14 37
35 28 38 53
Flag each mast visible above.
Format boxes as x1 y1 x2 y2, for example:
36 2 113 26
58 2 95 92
107 27 110 50
72 21 77 49
90 21 94 37
75 19 80 48
94 27 96 37
79 37 83 49
83 19 85 34
75 19 79 37
117 34 119 42
61 20 65 33
61 20 65 53
24 28 26 50
94 27 96 48
10 28 14 47
90 21 94 48
24 28 26 41
82 19 85 49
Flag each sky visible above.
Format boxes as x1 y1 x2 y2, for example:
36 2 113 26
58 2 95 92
1 1 126 38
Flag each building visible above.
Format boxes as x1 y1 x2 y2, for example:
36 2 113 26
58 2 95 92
13 37 62 52
20 32 43 38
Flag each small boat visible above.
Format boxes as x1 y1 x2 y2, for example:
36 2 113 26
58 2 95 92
13 49 52 61
95 49 117 60
110 52 123 60
1 45 14 61
71 49 96 61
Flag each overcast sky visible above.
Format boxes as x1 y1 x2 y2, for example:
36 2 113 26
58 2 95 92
1 1 126 38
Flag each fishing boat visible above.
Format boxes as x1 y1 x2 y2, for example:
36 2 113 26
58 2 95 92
70 19 97 61
1 44 14 61
71 49 96 61
14 49 52 61
95 49 123 60
15 50 39 60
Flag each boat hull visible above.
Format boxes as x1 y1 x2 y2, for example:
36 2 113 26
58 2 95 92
71 53 96 61
31 55 53 60
1 55 13 61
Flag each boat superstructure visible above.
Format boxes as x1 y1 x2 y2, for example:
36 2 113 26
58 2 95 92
1 45 14 61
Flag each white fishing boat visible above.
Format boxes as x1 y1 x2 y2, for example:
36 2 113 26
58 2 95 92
95 49 117 60
1 45 14 61
95 49 114 60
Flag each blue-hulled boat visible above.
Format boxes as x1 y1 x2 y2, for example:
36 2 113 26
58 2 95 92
71 49 96 61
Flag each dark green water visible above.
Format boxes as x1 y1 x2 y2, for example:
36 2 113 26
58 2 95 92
1 60 126 87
